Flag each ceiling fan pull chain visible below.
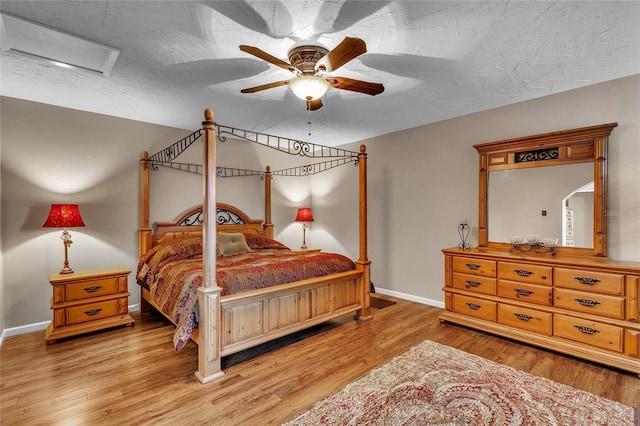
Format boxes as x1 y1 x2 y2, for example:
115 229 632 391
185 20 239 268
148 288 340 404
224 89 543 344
307 99 312 136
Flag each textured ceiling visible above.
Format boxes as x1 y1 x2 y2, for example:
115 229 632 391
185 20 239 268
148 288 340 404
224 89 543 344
1 1 639 146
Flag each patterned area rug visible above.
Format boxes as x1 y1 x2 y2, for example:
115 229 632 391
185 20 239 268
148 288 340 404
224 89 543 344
284 340 636 425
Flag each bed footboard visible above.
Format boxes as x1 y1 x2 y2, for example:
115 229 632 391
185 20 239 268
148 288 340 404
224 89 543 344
219 270 364 356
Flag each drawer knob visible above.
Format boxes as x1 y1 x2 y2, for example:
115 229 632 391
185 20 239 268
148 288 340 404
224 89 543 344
574 277 601 285
514 288 534 296
84 308 103 316
465 263 481 270
514 269 533 277
465 302 482 310
465 280 481 287
574 298 601 308
574 325 599 335
514 313 533 321
84 285 102 293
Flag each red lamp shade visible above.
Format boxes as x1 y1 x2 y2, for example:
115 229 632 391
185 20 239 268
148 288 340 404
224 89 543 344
295 207 314 222
43 204 86 228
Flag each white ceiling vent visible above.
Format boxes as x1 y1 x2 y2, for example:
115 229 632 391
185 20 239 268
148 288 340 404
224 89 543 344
0 12 120 77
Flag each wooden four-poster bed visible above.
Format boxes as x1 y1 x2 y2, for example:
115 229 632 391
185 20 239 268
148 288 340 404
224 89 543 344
138 108 371 383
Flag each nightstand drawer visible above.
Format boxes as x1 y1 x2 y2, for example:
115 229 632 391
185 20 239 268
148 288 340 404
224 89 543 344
452 257 496 278
497 280 553 306
554 288 625 319
498 303 552 335
65 277 121 301
554 314 623 352
452 273 496 295
498 262 551 286
66 299 123 325
554 268 624 295
452 294 496 322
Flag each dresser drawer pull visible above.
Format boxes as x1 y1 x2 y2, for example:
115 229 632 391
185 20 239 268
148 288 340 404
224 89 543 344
514 288 534 296
514 313 533 321
514 269 533 277
465 303 482 310
465 280 482 287
573 325 599 335
574 298 601 308
83 285 102 293
574 277 601 285
84 308 103 316
465 263 481 270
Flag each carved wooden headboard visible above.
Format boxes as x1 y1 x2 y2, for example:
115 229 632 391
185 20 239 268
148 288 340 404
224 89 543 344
152 203 266 246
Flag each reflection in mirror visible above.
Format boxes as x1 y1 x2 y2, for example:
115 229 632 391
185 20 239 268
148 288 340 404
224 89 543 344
488 162 593 248
563 182 594 247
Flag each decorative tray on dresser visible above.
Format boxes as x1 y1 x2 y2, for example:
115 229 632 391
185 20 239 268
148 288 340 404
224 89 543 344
440 247 640 375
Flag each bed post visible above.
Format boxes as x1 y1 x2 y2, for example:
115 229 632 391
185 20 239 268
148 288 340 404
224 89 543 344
139 151 151 256
356 144 372 320
264 165 273 239
195 108 224 384
139 151 153 313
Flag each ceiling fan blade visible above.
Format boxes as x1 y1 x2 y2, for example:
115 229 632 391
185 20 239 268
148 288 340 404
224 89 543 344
315 37 367 73
306 98 323 111
241 80 289 94
328 77 384 96
240 45 297 73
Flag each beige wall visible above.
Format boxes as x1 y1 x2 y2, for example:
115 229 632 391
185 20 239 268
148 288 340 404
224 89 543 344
2 74 639 332
313 74 639 304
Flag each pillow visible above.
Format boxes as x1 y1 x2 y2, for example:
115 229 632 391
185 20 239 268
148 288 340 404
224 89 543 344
243 233 290 250
217 232 252 256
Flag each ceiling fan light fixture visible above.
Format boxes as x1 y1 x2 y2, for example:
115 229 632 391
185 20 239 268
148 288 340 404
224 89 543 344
289 75 330 101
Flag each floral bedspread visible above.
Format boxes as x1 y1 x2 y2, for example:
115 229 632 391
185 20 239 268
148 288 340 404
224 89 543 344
136 236 355 350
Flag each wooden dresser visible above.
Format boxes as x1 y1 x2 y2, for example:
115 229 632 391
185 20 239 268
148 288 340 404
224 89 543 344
45 266 134 343
441 247 640 375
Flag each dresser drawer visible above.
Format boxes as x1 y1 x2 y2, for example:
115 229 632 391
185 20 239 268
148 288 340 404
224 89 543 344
554 288 625 319
554 314 623 352
498 262 552 286
498 303 552 335
452 294 496 322
497 280 553 306
66 299 123 325
452 273 496 295
554 268 624 295
65 277 122 301
453 257 496 278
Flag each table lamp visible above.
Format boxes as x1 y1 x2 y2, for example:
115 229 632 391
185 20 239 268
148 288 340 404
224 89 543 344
294 207 314 250
43 204 85 274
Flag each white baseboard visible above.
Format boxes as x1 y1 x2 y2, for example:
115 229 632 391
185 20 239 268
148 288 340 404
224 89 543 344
373 288 445 309
0 304 141 348
0 320 50 347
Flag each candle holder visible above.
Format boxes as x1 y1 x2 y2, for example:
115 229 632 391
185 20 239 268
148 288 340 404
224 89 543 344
458 223 470 250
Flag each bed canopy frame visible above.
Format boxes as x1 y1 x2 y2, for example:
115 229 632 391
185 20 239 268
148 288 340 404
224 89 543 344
139 108 371 383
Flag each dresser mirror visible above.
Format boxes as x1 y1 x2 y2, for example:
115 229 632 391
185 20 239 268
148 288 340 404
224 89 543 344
475 123 617 257
488 162 594 248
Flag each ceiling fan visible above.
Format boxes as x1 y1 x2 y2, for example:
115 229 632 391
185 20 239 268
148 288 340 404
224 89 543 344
239 37 384 110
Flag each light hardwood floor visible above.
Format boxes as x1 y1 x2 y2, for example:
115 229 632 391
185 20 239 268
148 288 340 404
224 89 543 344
1 296 638 425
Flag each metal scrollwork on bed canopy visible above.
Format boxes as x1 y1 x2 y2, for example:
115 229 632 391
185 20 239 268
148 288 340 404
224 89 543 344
214 123 359 160
216 167 265 178
272 157 358 176
144 122 362 176
146 129 203 170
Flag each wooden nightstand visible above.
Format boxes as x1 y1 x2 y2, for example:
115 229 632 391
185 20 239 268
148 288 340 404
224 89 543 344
45 266 134 344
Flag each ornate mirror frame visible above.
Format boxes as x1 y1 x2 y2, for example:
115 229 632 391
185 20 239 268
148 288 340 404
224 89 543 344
475 123 617 257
